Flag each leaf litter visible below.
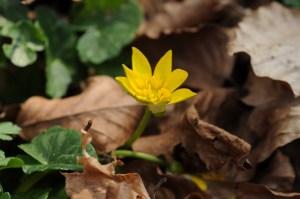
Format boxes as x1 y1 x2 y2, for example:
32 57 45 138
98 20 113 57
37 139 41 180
2 0 300 198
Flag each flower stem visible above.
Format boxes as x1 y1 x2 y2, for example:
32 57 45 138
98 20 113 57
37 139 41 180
113 150 165 166
125 108 152 147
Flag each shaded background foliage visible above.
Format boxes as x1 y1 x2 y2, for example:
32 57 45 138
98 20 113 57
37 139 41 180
0 0 142 101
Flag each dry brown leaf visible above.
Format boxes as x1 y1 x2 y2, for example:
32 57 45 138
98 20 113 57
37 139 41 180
64 157 150 199
133 97 251 171
138 0 244 38
237 183 300 199
121 160 208 199
207 181 300 198
257 151 295 192
229 2 300 105
183 105 251 170
249 99 300 164
17 76 143 153
134 25 233 90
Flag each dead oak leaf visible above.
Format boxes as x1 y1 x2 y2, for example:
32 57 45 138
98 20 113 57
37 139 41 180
64 156 151 199
229 2 300 105
17 76 143 153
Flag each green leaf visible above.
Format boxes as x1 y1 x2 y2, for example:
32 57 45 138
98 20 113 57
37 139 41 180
1 21 45 67
0 150 24 170
48 188 67 199
18 127 97 174
12 189 50 199
0 0 27 22
36 7 76 98
75 0 142 64
281 0 300 8
45 59 72 99
0 192 11 199
0 122 20 141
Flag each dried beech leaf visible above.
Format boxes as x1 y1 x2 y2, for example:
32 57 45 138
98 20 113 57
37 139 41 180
230 2 300 101
257 151 295 192
207 181 300 198
17 76 143 153
121 160 207 199
237 183 300 198
64 157 150 199
135 25 233 90
138 0 243 38
183 105 251 170
249 100 300 163
134 100 251 170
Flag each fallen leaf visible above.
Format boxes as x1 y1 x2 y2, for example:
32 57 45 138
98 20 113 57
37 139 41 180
64 156 150 199
237 183 300 199
121 160 208 199
183 105 251 170
249 99 300 164
257 151 295 192
206 181 300 198
17 76 143 153
133 97 251 171
229 2 300 105
134 25 234 90
138 0 244 38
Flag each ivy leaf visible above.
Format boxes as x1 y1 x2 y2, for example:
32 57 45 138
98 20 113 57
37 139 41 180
75 0 142 64
1 21 45 67
0 122 20 141
12 189 50 199
36 7 76 98
18 127 97 174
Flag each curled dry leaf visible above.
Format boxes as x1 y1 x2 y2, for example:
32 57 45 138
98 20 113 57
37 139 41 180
134 25 233 90
237 183 300 199
121 160 208 199
17 76 143 153
64 156 151 199
257 151 295 192
207 181 300 198
182 105 251 170
249 99 300 164
138 0 244 38
133 95 251 171
229 2 300 105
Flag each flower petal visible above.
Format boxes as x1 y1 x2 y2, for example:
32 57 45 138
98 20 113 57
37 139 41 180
122 64 142 92
154 50 172 82
132 47 152 76
164 69 188 91
122 64 137 80
169 88 196 104
115 76 135 96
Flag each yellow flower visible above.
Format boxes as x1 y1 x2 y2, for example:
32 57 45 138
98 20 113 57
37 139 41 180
116 47 196 114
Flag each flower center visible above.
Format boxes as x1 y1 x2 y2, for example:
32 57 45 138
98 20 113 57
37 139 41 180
133 75 171 104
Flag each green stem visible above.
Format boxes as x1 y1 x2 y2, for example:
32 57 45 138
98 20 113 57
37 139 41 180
125 108 152 147
15 172 49 193
114 150 165 166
